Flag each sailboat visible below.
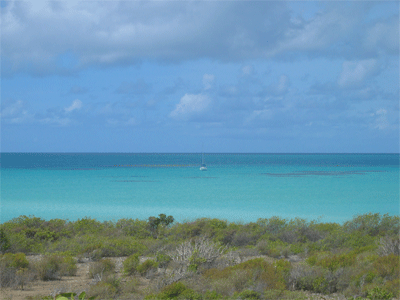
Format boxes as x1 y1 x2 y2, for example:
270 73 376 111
200 150 207 171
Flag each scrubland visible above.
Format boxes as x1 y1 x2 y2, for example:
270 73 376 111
0 213 399 300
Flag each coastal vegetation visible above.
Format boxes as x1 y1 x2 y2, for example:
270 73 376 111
0 213 399 299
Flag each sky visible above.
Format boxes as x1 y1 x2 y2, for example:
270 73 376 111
1 1 399 153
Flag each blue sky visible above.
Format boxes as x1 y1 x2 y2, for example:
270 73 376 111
1 1 399 153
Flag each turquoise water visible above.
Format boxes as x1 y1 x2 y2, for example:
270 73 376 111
1 153 399 223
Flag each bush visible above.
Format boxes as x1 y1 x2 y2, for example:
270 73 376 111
35 254 77 280
372 254 399 280
137 259 159 277
1 253 29 269
366 287 393 300
123 253 140 275
0 252 37 289
156 253 172 268
0 228 11 253
204 258 287 294
155 282 201 299
121 277 141 294
89 258 115 280
255 240 269 255
88 281 118 299
236 289 261 300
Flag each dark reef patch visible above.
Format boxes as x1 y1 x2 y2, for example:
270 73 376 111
261 170 387 177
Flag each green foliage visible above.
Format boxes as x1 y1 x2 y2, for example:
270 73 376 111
149 214 174 231
151 282 201 300
344 213 399 236
203 258 287 292
89 258 115 279
156 252 172 268
116 218 151 238
1 252 29 269
0 253 33 289
137 259 159 276
188 249 207 272
1 213 399 299
88 281 118 299
203 290 225 299
55 292 96 300
235 289 261 299
308 251 357 272
35 254 77 280
0 228 11 253
73 217 104 234
123 253 140 275
372 254 399 280
366 287 393 300
257 216 287 236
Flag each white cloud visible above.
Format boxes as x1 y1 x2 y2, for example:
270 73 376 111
1 100 24 118
2 2 397 77
245 109 273 124
0 100 31 124
268 5 359 56
202 74 215 90
241 65 253 76
373 108 389 130
269 75 290 95
276 75 289 94
125 118 137 126
65 99 82 113
170 94 211 120
364 16 399 55
338 59 379 88
39 116 72 126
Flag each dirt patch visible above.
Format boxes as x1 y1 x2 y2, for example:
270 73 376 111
1 257 128 300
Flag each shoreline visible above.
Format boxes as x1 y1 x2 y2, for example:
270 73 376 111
2 212 400 226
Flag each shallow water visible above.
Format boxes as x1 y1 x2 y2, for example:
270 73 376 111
1 153 399 223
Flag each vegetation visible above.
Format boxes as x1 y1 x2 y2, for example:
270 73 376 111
0 212 398 299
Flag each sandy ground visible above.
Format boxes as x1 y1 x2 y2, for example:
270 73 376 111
1 257 128 300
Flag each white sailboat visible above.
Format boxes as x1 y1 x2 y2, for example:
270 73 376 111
200 150 207 171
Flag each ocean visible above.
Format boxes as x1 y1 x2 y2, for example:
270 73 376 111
1 153 399 224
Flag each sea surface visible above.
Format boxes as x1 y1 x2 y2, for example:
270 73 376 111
1 153 399 224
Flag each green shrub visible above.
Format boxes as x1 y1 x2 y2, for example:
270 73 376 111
0 254 35 289
137 259 159 276
121 277 141 294
373 254 399 280
63 255 77 276
366 287 393 300
156 253 172 268
0 228 11 253
255 240 269 255
100 237 148 257
236 289 261 299
147 282 201 299
188 249 207 272
89 258 115 279
203 290 225 299
1 253 29 269
123 253 140 275
73 217 104 235
204 258 287 292
35 254 77 280
88 281 118 299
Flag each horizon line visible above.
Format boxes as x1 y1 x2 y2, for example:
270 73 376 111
1 152 399 155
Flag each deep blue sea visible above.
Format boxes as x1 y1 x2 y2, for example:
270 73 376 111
1 153 399 224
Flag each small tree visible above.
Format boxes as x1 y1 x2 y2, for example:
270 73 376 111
148 214 174 238
0 228 11 253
